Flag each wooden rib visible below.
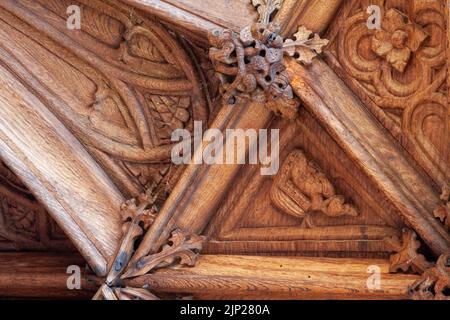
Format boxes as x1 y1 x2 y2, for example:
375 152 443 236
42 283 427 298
121 0 256 42
0 252 99 298
286 57 450 255
122 0 338 39
125 255 419 300
128 0 346 268
130 100 273 264
278 0 343 36
0 63 123 276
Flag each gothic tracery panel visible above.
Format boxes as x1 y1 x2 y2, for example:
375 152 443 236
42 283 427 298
0 0 212 200
0 162 73 251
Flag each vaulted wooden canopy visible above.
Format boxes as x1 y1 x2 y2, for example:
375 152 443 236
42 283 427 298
0 0 448 299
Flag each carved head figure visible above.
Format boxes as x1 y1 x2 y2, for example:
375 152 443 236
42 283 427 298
270 150 358 228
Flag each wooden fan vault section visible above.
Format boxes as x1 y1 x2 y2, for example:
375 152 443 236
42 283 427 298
0 0 448 300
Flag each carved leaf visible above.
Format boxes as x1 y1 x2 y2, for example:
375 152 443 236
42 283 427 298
283 26 329 64
434 186 450 228
385 229 432 274
122 229 206 279
409 254 450 300
251 0 283 24
106 185 159 286
434 205 450 228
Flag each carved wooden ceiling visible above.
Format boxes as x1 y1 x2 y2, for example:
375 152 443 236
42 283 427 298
0 0 448 300
0 161 73 251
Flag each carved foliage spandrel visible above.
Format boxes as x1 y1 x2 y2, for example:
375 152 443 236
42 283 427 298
385 228 449 300
385 229 433 274
122 229 206 279
328 0 449 186
270 149 359 228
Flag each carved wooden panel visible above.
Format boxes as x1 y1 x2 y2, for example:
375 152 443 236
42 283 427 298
0 0 214 200
0 162 73 251
0 0 448 300
204 115 405 258
325 0 449 188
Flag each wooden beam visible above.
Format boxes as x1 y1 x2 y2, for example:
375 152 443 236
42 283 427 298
128 0 345 267
120 0 255 45
131 101 274 262
122 0 340 42
277 0 343 36
0 253 98 298
125 255 418 300
0 62 123 276
286 58 450 256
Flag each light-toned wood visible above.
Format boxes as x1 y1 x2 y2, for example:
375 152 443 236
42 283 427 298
0 252 98 298
131 100 273 264
286 57 450 256
0 62 123 276
325 0 449 188
0 161 75 251
278 0 343 36
121 0 257 43
126 255 419 300
0 0 447 300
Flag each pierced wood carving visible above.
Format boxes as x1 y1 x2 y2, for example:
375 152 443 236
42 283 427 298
326 0 449 187
208 0 328 119
271 149 359 228
386 228 449 300
408 253 450 300
208 23 299 119
95 185 205 300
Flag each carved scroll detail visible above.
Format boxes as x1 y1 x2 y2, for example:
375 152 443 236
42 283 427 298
270 149 359 228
